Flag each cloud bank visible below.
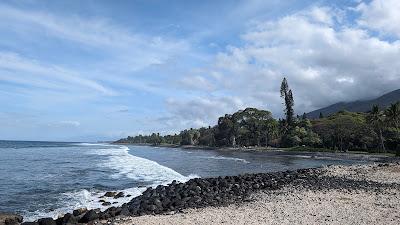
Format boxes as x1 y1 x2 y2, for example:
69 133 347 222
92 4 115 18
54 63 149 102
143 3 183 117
165 0 400 130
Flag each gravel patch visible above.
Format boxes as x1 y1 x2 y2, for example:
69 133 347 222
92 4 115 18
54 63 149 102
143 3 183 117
324 163 400 184
119 188 400 225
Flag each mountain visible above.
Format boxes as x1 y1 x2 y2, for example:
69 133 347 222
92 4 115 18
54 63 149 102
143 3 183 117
306 89 400 119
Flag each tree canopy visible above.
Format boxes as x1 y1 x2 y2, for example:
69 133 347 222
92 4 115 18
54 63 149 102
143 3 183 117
116 79 399 154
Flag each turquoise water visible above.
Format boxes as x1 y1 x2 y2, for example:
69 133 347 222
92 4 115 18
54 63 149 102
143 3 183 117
0 140 371 221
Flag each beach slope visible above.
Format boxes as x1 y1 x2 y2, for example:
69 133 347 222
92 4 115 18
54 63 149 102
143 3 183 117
116 163 400 225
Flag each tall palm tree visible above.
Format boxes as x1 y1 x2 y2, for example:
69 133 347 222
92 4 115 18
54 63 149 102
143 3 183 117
367 105 386 152
385 102 400 129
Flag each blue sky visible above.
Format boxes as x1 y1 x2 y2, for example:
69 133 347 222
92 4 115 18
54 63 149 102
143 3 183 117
0 0 399 141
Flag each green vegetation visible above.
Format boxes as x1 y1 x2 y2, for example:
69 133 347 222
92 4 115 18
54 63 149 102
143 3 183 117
116 79 400 155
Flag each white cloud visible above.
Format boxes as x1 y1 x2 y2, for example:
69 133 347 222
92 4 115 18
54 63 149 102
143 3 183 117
356 0 400 38
165 4 400 126
0 4 191 72
164 96 245 129
179 75 215 91
0 52 116 95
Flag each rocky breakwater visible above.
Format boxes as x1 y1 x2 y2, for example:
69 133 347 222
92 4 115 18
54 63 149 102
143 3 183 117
18 162 400 225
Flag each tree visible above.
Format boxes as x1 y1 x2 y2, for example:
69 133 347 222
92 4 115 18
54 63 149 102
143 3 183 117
302 113 307 120
319 112 324 119
312 111 375 151
214 108 278 147
385 102 400 129
367 105 386 151
280 77 294 127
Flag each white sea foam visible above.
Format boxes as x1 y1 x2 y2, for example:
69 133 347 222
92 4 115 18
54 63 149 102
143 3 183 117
89 145 196 183
73 143 114 147
22 187 147 222
290 155 312 159
199 155 250 163
24 145 197 222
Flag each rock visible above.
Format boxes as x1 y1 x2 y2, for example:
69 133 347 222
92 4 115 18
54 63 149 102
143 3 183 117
102 202 111 206
120 208 130 216
79 210 98 223
104 192 117 197
146 204 157 211
72 207 87 216
114 192 124 199
21 223 38 225
0 213 23 225
37 218 56 225
153 199 162 208
58 213 77 224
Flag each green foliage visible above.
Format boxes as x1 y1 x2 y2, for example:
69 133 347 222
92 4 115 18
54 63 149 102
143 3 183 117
180 129 201 145
280 118 321 147
312 111 376 151
367 105 386 151
280 77 294 127
385 102 400 129
115 83 398 154
215 108 278 147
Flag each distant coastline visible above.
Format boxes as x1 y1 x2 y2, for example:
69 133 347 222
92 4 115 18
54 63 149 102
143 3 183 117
113 141 396 159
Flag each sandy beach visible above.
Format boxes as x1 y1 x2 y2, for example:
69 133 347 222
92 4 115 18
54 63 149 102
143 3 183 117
113 163 400 225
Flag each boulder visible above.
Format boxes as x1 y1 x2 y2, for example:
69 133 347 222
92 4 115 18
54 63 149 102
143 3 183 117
114 192 124 199
104 192 116 197
78 210 98 223
0 213 23 225
57 213 77 225
37 218 56 225
72 207 87 216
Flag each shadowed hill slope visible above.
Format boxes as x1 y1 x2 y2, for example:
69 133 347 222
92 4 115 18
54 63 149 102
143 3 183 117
306 89 400 119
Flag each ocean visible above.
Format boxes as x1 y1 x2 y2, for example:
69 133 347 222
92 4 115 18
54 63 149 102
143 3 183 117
0 140 373 221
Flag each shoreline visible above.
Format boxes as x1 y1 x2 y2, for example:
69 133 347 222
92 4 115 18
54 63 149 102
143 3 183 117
103 162 400 225
115 143 395 162
7 161 399 225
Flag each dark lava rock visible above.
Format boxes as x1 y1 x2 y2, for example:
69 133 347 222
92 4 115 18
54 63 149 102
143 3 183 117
114 192 125 199
104 191 116 197
37 218 56 225
56 213 77 225
72 208 87 217
0 213 23 225
5 220 20 225
79 210 98 223
21 223 39 225
102 202 112 206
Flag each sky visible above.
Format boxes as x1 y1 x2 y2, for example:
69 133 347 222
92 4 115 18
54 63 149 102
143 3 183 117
0 0 399 141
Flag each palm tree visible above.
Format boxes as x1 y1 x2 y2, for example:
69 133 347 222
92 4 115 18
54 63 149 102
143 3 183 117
385 102 400 129
367 105 386 152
